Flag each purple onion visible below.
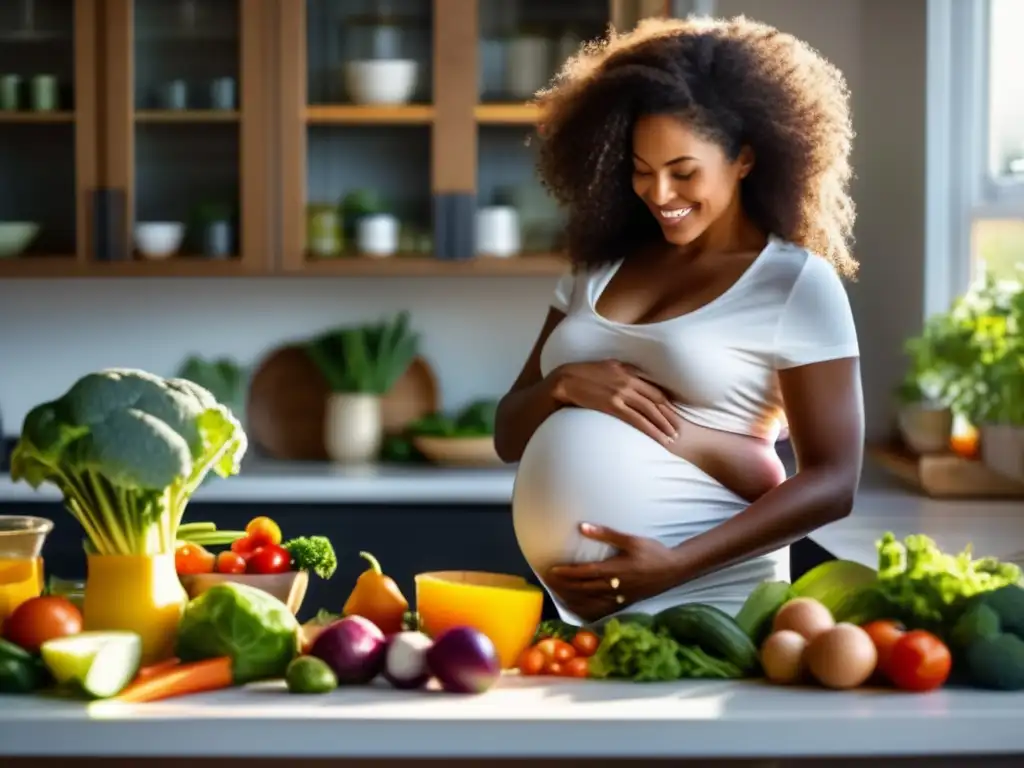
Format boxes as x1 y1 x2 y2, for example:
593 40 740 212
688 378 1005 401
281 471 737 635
309 615 385 684
426 626 501 694
382 631 433 689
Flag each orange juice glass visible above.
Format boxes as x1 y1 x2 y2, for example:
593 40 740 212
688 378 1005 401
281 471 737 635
0 515 53 625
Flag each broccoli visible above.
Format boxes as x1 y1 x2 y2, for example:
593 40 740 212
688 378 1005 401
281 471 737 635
283 536 337 580
10 368 247 555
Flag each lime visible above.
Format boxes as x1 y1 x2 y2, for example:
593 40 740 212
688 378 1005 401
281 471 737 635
286 655 337 694
40 631 142 698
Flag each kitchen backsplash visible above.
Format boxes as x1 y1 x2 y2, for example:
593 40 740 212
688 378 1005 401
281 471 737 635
0 276 559 433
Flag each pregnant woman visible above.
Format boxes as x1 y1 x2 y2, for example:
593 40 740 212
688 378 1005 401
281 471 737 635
496 17 865 624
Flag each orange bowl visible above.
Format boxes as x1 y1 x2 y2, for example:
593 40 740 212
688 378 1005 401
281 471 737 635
415 571 543 669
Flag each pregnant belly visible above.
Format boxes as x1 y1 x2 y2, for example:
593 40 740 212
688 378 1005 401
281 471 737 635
512 408 748 576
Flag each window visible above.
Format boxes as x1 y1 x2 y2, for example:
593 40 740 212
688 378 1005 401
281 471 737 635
926 0 1024 316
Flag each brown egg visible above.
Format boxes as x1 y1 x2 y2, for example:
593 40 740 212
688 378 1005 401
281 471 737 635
760 630 808 684
772 597 835 641
805 623 878 690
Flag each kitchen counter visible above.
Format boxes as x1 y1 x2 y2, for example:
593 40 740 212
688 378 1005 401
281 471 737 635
3 457 1023 570
1 676 1022 760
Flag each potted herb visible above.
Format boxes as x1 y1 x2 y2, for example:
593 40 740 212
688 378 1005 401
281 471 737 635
306 311 420 464
194 201 235 258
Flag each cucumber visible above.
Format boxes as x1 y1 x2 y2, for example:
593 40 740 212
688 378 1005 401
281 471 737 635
654 603 760 675
735 581 793 645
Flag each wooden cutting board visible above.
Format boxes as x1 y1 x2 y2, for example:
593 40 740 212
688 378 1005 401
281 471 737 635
868 444 1024 499
246 343 440 461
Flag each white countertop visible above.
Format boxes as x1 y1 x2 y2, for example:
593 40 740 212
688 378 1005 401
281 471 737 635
1 676 1023 759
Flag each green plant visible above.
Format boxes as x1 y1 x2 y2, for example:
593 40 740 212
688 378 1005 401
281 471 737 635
898 275 1024 425
306 311 419 395
175 355 246 414
9 369 248 555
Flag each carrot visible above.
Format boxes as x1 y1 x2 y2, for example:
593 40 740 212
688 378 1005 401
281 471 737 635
114 656 233 703
135 657 181 681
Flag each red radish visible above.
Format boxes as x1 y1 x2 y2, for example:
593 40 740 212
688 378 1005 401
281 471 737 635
426 626 501 694
309 615 385 684
382 631 433 689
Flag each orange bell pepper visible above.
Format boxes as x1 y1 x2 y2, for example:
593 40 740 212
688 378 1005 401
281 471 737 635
342 551 408 635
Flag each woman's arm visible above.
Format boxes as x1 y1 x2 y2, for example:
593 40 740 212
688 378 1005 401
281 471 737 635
494 309 567 463
664 355 864 584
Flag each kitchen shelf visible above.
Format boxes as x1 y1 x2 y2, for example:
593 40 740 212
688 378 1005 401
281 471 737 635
0 256 81 277
475 103 540 124
0 111 75 123
305 105 435 125
135 110 240 123
296 254 568 276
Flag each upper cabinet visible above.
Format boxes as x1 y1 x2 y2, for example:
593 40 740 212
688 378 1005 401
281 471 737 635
0 0 98 276
0 0 668 278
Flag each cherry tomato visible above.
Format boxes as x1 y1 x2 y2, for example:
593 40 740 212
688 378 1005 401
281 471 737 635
230 535 260 559
175 543 215 575
535 638 558 660
551 639 576 663
571 630 600 657
517 647 545 676
563 656 590 678
544 660 564 676
216 550 247 574
245 516 282 547
862 620 905 676
3 596 83 654
887 630 952 692
246 543 292 574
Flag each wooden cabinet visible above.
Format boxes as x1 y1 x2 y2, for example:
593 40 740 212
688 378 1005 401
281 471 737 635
0 0 667 278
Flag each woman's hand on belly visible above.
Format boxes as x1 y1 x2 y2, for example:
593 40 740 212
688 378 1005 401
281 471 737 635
544 523 680 622
550 360 681 445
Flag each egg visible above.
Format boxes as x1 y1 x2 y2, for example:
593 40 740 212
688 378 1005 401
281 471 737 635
805 623 878 690
760 630 808 684
771 597 835 641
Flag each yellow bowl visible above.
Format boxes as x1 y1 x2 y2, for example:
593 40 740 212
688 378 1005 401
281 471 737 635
415 571 543 669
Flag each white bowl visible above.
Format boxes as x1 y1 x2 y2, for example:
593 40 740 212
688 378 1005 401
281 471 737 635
0 222 40 258
344 60 418 106
134 222 185 259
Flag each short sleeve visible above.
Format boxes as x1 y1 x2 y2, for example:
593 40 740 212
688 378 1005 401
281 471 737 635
551 271 575 313
773 255 860 369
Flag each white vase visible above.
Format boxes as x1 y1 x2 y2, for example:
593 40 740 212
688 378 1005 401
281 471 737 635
897 403 953 454
324 393 383 464
980 424 1024 483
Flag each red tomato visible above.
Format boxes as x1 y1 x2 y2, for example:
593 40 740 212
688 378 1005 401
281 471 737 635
571 630 600 657
245 516 282 547
535 638 558 660
216 551 247 574
887 630 952 692
3 596 83 653
563 656 590 678
230 535 260 559
246 544 292 574
175 543 215 575
551 639 576 663
517 647 545 676
544 660 564 676
862 620 905 676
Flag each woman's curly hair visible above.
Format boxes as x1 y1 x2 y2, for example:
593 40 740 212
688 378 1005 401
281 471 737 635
534 16 857 278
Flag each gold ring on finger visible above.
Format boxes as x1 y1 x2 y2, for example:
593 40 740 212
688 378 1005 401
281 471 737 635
615 594 626 605
609 577 621 590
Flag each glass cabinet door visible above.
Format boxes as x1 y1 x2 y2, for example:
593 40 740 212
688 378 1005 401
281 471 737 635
279 0 435 273
98 0 272 273
0 0 98 275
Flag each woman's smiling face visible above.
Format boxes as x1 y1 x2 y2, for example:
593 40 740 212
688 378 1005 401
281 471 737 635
631 113 753 248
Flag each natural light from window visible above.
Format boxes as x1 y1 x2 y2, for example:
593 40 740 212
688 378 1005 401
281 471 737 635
974 0 1024 283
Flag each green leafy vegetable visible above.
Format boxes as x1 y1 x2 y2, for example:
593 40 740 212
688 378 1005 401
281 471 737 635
283 536 338 579
10 369 247 555
588 619 683 682
534 619 580 643
176 582 299 684
847 532 1022 632
676 645 744 679
175 356 246 416
406 400 500 438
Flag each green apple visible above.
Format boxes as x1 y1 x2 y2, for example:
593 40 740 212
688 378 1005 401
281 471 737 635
40 631 142 699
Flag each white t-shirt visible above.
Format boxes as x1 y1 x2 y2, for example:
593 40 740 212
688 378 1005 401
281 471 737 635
539 236 860 440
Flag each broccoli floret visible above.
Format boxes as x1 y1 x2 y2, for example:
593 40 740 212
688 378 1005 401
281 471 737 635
10 368 247 555
282 536 337 580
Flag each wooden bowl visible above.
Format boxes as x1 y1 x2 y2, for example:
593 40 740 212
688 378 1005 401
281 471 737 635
412 436 502 467
179 570 309 615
